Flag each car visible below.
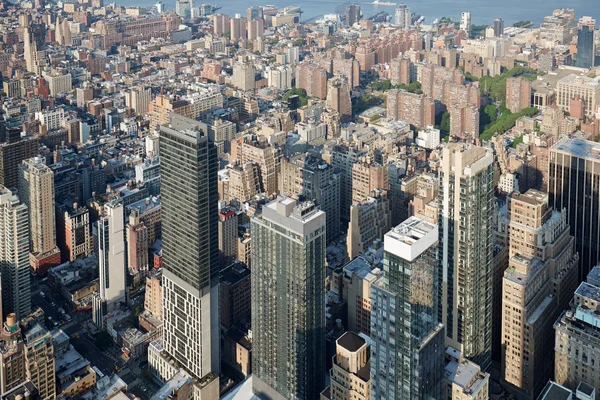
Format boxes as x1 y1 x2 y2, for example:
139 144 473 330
40 291 45 297
51 302 56 307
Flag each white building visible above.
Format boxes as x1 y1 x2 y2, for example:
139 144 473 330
460 12 472 36
94 202 127 328
35 108 65 131
266 65 293 91
394 4 411 29
416 125 440 149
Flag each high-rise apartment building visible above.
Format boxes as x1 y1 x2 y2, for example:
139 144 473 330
296 63 328 99
321 332 371 400
390 57 414 86
18 157 61 274
387 89 435 128
439 144 494 372
23 324 55 400
0 131 38 190
0 188 30 322
576 17 596 69
326 77 352 123
493 17 504 37
127 86 152 116
506 77 532 113
460 12 472 37
449 104 480 139
370 216 445 399
394 3 411 28
330 145 366 223
94 202 127 327
230 136 279 196
247 19 264 41
554 267 600 395
157 119 220 381
211 14 231 36
278 154 341 244
549 138 600 279
230 17 248 41
251 197 326 399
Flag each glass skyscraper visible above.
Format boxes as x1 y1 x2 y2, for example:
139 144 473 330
575 18 596 69
251 197 326 400
370 216 445 400
159 118 220 380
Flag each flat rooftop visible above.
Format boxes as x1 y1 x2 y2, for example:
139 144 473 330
539 381 572 400
575 282 600 303
384 216 438 262
551 137 600 161
337 331 366 352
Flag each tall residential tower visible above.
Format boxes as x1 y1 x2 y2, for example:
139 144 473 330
251 197 326 400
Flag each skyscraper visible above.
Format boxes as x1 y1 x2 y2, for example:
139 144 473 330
23 27 44 75
493 17 504 37
159 118 220 380
500 190 579 398
460 11 472 37
251 197 326 400
23 324 55 400
0 188 30 322
0 129 39 190
93 202 127 328
394 3 411 29
439 144 495 372
18 157 61 274
345 4 360 27
575 17 596 69
370 216 445 400
549 138 600 279
326 77 352 124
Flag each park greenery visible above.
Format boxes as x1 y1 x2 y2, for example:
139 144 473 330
477 66 541 102
283 87 309 107
352 94 385 115
512 20 533 28
369 80 423 94
479 107 538 140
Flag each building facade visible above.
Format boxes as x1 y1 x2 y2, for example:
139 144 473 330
251 197 326 400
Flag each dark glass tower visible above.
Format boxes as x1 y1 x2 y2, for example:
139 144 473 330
159 117 220 379
370 216 445 399
549 138 600 280
576 24 595 69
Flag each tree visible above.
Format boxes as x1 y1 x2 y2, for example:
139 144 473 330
283 87 309 107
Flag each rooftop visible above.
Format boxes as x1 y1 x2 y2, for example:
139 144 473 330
538 381 572 400
575 282 600 303
384 216 438 262
337 331 366 352
551 137 600 160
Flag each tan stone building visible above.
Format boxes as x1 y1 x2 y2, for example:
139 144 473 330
506 77 532 113
386 89 435 128
500 190 579 398
351 160 389 205
326 77 352 124
0 314 25 394
444 348 490 400
219 161 262 204
347 190 392 260
230 137 279 196
19 157 61 274
557 74 600 120
321 332 370 400
24 324 55 399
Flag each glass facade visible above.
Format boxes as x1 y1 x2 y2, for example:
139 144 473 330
371 220 445 400
576 25 595 69
159 126 218 292
251 201 326 400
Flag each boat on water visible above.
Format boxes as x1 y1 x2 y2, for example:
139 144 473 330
372 0 397 6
